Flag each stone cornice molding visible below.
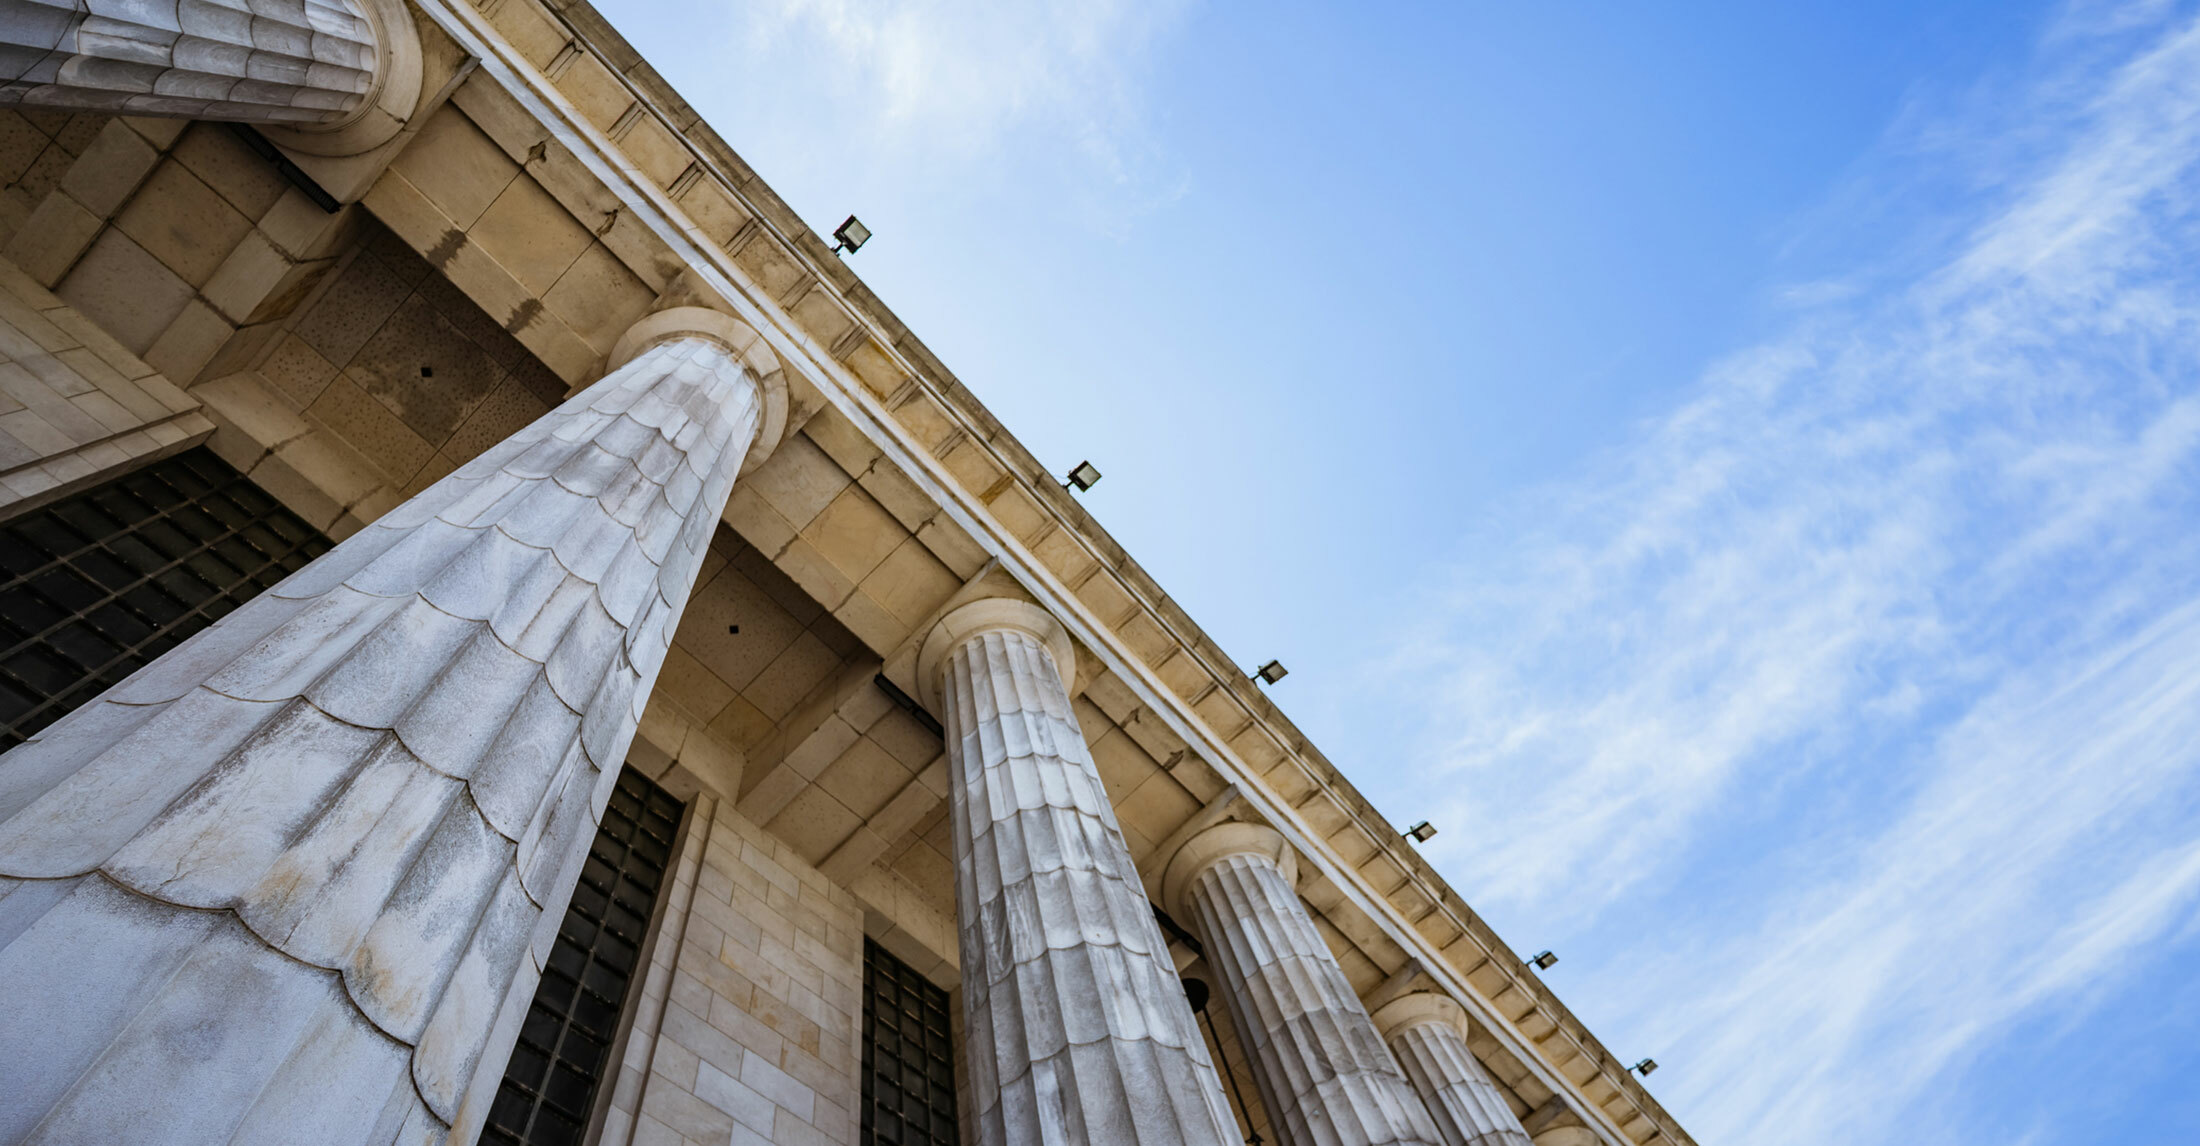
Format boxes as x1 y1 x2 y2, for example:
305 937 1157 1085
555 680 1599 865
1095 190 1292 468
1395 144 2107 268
609 307 787 474
913 597 1076 713
1160 821 1298 919
261 0 427 156
1371 991 1473 1043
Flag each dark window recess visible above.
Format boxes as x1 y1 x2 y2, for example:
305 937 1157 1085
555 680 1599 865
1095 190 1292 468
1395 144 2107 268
0 447 332 748
862 939 959 1146
484 767 685 1146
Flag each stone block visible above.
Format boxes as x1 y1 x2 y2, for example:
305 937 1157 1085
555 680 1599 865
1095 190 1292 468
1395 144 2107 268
617 113 690 189
542 240 651 352
389 109 520 231
201 230 295 323
801 485 903 583
469 173 593 295
557 51 636 132
305 373 433 484
142 298 235 384
57 122 160 218
486 0 569 70
290 248 411 364
58 229 193 353
721 483 796 557
673 174 749 248
113 161 253 287
746 434 852 531
4 191 101 286
170 124 288 220
344 295 503 447
859 539 958 627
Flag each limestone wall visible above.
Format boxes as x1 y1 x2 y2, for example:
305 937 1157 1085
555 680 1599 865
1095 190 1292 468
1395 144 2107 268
603 787 864 1146
0 255 210 516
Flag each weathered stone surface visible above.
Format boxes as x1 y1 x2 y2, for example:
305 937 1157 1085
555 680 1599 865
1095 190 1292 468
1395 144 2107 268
0 0 379 123
0 332 763 1143
1166 823 1443 1146
930 599 1239 1146
1372 994 1533 1146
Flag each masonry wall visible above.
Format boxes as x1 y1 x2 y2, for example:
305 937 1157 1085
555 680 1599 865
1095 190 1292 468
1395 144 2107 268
604 789 866 1146
0 255 211 516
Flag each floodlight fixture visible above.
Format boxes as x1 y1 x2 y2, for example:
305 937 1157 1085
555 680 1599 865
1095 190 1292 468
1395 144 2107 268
1531 950 1559 970
1404 821 1437 843
1632 1059 1658 1077
1064 461 1102 491
1252 660 1288 685
832 215 871 255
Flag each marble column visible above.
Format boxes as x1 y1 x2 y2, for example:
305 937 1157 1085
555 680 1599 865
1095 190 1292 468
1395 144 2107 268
0 307 781 1145
1371 994 1531 1146
917 598 1240 1146
0 0 413 131
1164 823 1444 1146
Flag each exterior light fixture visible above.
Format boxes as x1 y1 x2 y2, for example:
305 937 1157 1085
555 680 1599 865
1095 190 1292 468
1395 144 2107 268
1404 821 1437 843
1632 1059 1658 1077
1531 950 1558 970
1252 660 1288 685
832 215 871 255
1063 460 1102 491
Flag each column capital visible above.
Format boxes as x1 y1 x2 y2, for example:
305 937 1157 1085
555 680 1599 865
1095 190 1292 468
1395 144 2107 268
0 0 424 153
610 306 787 473
1161 819 1298 918
1370 991 1473 1043
259 0 424 156
914 596 1074 711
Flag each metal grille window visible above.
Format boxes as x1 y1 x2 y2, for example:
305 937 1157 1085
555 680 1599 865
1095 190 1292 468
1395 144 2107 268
485 767 685 1146
862 939 959 1146
0 447 331 748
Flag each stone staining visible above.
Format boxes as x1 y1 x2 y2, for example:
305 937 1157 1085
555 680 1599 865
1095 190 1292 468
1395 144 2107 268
1373 994 1532 1146
1170 824 1444 1146
0 0 380 123
0 335 761 1144
937 615 1240 1146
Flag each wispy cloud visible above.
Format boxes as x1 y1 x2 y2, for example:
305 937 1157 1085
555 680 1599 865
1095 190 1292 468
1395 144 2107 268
1386 5 2200 1143
698 0 1193 223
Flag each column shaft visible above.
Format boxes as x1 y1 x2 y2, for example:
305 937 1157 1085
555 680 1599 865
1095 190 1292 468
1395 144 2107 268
0 0 380 123
938 618 1239 1146
0 334 760 1144
1175 831 1443 1146
1377 997 1531 1146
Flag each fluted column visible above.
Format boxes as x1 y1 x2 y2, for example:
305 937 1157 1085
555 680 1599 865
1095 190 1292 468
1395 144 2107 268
0 0 419 142
1371 994 1531 1146
917 598 1240 1146
0 307 783 1145
1165 823 1443 1146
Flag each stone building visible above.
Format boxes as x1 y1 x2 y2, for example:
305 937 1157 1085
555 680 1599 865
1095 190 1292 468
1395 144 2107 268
0 1 1699 1145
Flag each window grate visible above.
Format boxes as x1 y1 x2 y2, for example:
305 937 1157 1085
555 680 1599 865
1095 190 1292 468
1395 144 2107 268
484 767 685 1146
0 447 331 748
862 938 959 1146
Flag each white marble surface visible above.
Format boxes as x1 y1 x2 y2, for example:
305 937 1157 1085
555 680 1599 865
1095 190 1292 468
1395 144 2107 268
1374 994 1534 1146
0 0 378 122
1171 823 1444 1146
0 334 760 1144
937 604 1240 1146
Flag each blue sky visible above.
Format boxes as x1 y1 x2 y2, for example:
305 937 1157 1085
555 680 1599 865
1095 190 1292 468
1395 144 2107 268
590 1 2200 1142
